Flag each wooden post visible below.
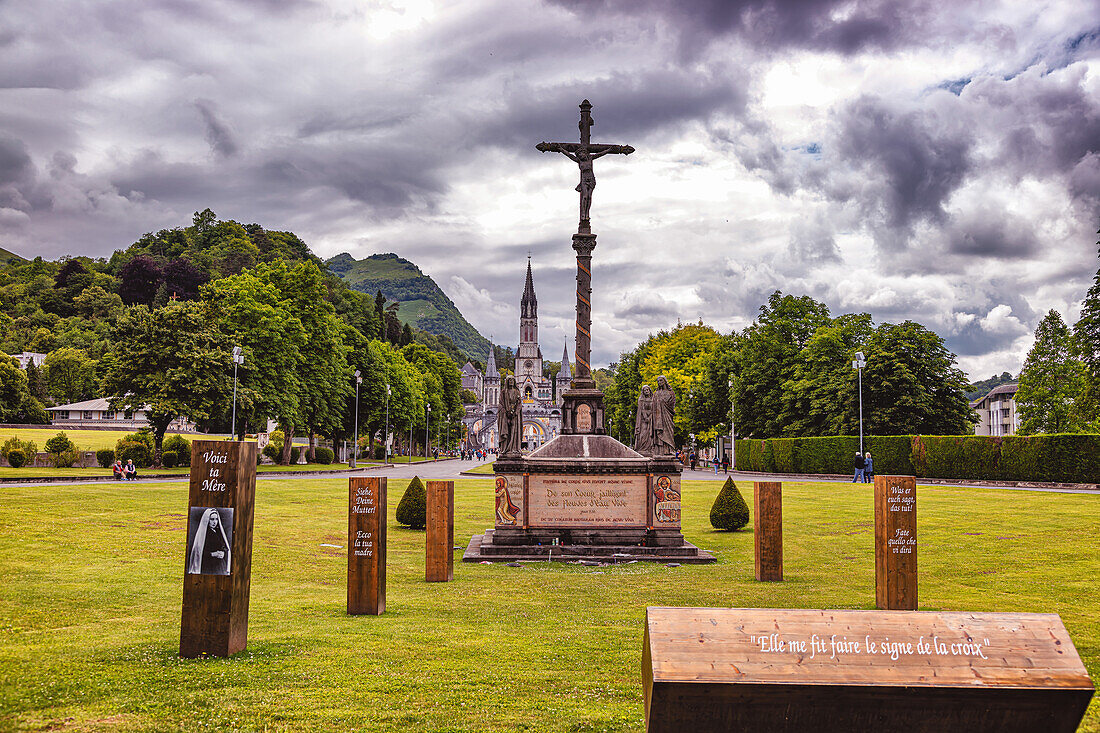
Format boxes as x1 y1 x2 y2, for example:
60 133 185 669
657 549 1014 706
347 477 387 615
753 482 782 582
180 440 256 658
875 475 917 610
426 480 454 582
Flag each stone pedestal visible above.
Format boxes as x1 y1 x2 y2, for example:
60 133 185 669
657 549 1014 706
464 434 714 563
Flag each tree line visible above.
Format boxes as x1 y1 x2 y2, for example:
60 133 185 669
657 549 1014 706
604 291 975 448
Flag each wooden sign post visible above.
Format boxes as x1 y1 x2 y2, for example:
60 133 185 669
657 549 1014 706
644 607 1095 733
347 477 387 615
180 440 256 658
875 475 916 610
426 480 454 582
753 482 782 582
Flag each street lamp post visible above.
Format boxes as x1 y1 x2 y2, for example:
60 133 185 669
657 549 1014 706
384 384 390 465
728 378 736 471
853 351 866 455
425 404 431 458
230 346 244 439
350 370 361 469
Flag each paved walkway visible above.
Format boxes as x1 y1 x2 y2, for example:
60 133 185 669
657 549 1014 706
3 460 1097 494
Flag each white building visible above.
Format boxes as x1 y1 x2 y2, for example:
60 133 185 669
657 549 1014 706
971 383 1020 436
10 352 46 369
47 398 196 431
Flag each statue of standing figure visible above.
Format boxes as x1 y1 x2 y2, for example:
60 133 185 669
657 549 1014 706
497 375 523 458
652 376 677 457
633 384 655 456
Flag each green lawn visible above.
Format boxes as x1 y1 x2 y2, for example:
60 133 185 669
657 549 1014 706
466 461 495 474
0 464 369 479
0 427 209 453
1 479 1096 731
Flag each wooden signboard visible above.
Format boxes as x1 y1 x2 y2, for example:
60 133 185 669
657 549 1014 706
347 476 386 615
180 440 257 658
875 475 916 610
426 480 454 582
643 607 1095 733
753 482 782 582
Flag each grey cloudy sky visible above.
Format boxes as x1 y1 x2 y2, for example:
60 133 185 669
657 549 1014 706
1 0 1098 379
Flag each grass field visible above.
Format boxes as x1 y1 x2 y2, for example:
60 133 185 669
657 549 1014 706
1 479 1096 731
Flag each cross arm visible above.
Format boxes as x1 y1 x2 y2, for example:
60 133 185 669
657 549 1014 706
537 142 635 155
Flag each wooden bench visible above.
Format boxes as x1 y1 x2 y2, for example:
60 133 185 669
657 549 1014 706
643 607 1094 732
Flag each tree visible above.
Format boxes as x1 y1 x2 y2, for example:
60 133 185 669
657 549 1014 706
203 264 306 441
44 347 97 403
117 255 165 305
0 357 30 422
101 302 232 466
1072 223 1100 422
1017 310 1089 434
24 359 46 401
736 292 832 438
859 321 973 435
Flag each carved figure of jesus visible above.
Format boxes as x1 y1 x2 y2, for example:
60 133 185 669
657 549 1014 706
560 146 610 222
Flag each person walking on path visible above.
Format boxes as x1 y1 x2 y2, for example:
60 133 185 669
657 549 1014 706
722 455 730 473
852 452 865 483
713 456 719 475
863 452 874 483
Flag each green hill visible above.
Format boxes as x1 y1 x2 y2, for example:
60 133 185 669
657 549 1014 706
327 252 490 360
0 247 25 265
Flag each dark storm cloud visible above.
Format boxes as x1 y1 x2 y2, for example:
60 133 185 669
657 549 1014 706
466 66 748 152
831 95 973 237
548 0 944 56
194 100 238 158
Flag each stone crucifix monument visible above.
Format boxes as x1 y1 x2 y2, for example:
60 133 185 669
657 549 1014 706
465 100 713 564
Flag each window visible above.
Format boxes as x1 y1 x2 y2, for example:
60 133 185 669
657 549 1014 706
83 411 94 420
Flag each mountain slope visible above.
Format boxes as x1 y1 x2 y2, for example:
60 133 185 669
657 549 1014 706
327 252 490 360
0 247 25 264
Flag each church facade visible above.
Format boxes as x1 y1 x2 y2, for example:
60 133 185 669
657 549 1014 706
462 260 571 452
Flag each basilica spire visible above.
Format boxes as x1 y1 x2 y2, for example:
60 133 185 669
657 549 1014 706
558 341 570 379
486 341 498 378
520 256 537 318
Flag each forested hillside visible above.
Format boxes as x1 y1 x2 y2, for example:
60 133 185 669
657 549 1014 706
0 210 466 466
327 252 491 361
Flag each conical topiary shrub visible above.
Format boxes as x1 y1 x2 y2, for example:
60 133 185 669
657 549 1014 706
710 477 750 530
396 475 427 529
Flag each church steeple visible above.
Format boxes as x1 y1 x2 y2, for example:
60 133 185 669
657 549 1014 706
520 256 537 319
516 258 542 382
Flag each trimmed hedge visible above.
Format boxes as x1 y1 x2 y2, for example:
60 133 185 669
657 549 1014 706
96 449 115 468
314 447 334 465
396 476 427 529
161 450 179 468
7 448 26 468
734 433 1100 483
710 478 750 530
162 435 191 466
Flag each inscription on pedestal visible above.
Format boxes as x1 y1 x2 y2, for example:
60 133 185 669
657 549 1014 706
528 474 646 527
875 475 916 610
348 477 386 615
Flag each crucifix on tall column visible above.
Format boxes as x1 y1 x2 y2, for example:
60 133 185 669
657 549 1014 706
536 100 633 432
537 99 634 235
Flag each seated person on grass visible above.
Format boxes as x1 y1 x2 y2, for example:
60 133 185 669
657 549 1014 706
124 459 138 480
112 460 124 480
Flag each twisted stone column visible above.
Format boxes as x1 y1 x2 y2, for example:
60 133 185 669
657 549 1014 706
571 232 597 389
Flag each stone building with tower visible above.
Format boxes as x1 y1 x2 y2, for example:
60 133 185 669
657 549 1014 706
461 260 571 452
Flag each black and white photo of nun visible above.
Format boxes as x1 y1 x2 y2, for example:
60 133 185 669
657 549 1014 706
186 507 233 575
